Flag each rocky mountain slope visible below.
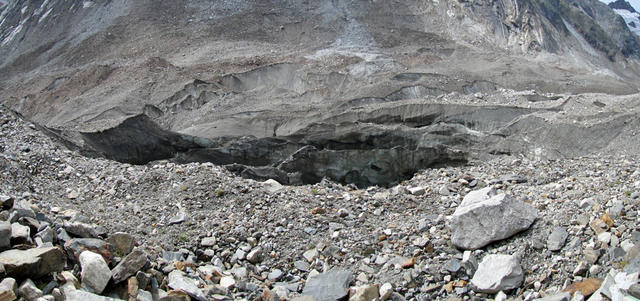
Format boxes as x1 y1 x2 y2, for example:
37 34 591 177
1 0 640 187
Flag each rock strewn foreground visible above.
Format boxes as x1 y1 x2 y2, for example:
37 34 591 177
0 106 639 300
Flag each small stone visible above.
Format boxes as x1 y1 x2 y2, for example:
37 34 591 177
356 272 368 283
128 277 139 301
302 269 352 301
562 278 602 297
589 265 602 275
407 187 425 196
111 248 148 284
589 220 608 235
0 278 16 301
262 179 284 193
0 247 65 279
167 271 206 301
547 227 569 251
470 254 523 293
246 247 262 264
268 269 284 281
600 214 614 227
303 249 318 262
18 279 43 300
573 262 588 276
444 258 462 273
533 292 571 301
439 185 450 196
294 260 310 272
571 291 584 301
338 208 350 217
413 237 429 248
495 291 507 301
401 257 416 269
79 251 111 294
597 232 611 245
379 283 393 300
107 232 135 257
349 285 379 301
168 210 187 225
200 237 216 247
219 276 235 289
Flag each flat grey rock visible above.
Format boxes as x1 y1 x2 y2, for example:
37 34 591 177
0 247 65 279
111 248 148 284
301 269 352 301
547 227 569 251
533 292 571 301
471 254 524 293
450 187 537 249
167 270 207 301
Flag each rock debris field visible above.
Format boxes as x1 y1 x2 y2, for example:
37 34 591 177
0 105 639 301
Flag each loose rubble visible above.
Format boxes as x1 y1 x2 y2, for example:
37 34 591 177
0 105 639 300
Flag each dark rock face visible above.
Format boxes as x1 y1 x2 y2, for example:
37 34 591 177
609 0 637 12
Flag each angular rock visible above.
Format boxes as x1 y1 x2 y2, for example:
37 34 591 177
349 285 379 301
246 247 262 264
379 283 393 300
79 251 111 294
199 237 216 247
219 276 235 289
10 223 31 245
111 248 148 284
64 238 115 264
167 270 206 301
0 222 10 250
533 292 571 301
0 247 65 279
63 222 104 238
548 227 569 251
18 279 43 300
303 249 318 263
302 269 353 301
64 288 122 301
268 269 283 281
470 254 523 293
106 232 135 257
0 278 17 301
450 187 537 249
0 196 14 210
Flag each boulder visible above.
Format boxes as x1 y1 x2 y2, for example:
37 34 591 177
0 247 65 279
106 232 135 257
79 251 111 294
10 223 31 245
18 279 43 300
0 278 17 301
111 248 148 284
470 254 524 293
302 269 353 301
0 222 11 249
167 270 207 301
64 238 115 264
450 187 537 249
